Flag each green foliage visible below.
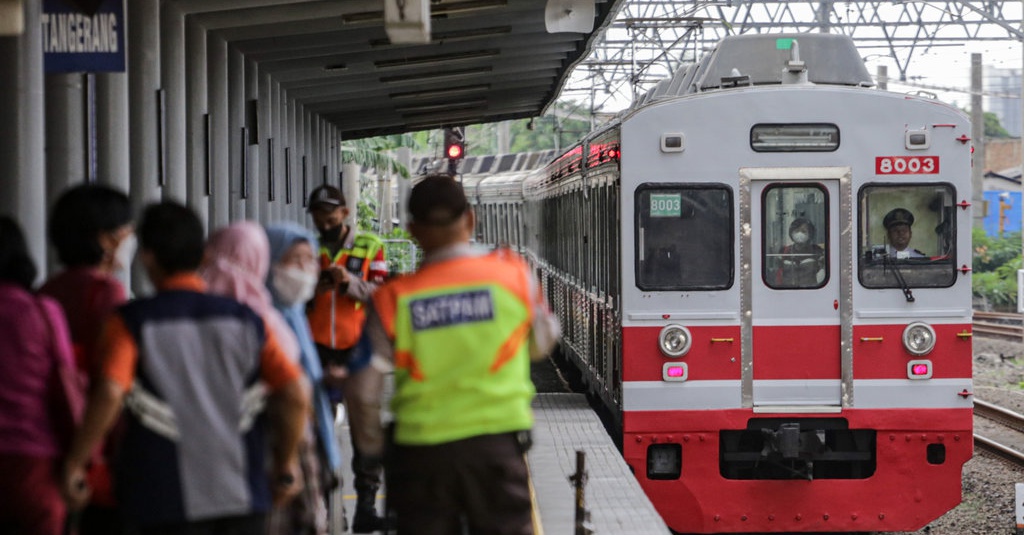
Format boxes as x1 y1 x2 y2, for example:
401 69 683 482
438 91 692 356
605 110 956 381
972 227 1022 309
984 112 1010 138
340 134 419 179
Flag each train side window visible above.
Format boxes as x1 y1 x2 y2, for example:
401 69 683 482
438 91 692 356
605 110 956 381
858 183 957 289
635 184 733 291
762 184 829 290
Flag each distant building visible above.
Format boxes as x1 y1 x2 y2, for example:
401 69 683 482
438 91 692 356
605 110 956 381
985 66 1022 137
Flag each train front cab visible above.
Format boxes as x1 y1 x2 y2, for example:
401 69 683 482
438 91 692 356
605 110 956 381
620 113 974 532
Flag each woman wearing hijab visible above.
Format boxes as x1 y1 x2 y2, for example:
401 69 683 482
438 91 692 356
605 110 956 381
264 223 351 529
201 221 332 534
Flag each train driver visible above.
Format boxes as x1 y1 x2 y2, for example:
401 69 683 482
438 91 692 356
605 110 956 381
883 208 926 259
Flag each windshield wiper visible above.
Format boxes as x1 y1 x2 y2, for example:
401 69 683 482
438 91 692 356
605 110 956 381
884 255 915 302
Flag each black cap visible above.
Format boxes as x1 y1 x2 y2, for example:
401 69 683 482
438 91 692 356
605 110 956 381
883 208 914 230
408 174 468 226
307 185 346 211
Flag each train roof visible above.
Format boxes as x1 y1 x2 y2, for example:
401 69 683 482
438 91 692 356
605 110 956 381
642 33 873 105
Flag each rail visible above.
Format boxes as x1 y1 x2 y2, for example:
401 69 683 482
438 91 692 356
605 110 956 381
972 311 1024 340
973 399 1024 469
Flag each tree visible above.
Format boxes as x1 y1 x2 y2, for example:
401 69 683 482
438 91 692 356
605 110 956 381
984 112 1010 138
972 227 1021 310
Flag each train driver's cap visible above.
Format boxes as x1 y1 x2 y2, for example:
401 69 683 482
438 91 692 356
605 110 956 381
883 207 915 230
307 185 345 211
408 174 468 226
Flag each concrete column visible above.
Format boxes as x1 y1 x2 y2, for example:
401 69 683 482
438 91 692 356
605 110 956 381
95 71 130 194
396 146 412 229
259 72 272 223
279 88 289 222
0 0 46 276
270 80 282 223
228 46 245 221
343 162 360 230
160 3 187 203
283 91 295 223
127 0 162 295
184 17 208 234
128 0 162 207
45 73 86 207
331 125 340 189
288 97 299 220
245 58 260 222
44 72 85 273
207 36 229 230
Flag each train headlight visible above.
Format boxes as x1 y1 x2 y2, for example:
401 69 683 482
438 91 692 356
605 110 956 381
902 322 936 356
658 325 692 357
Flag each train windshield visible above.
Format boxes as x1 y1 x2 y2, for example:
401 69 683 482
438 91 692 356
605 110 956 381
635 184 733 290
762 184 829 290
858 184 957 288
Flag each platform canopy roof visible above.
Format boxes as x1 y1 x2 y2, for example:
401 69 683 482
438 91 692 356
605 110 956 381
176 0 621 139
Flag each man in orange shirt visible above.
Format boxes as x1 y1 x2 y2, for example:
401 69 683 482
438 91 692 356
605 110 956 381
61 202 309 534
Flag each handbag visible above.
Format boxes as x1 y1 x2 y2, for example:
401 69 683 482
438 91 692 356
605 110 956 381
34 296 85 451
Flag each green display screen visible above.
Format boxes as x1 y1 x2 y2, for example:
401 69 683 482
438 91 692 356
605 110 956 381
650 193 682 217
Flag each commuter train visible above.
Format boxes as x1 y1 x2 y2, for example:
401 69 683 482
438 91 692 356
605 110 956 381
465 33 974 533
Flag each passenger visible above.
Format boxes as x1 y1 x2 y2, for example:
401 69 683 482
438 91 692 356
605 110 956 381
882 207 926 259
265 222 350 534
775 217 825 287
304 184 388 532
0 216 77 535
199 221 332 535
61 202 310 535
39 184 133 534
362 174 561 535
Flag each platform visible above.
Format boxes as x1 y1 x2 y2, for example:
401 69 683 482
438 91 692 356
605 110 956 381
528 393 670 534
336 389 669 534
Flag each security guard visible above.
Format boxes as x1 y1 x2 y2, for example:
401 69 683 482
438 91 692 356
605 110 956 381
362 174 560 535
305 184 388 532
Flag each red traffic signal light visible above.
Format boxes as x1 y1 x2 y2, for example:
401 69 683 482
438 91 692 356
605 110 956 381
444 126 465 161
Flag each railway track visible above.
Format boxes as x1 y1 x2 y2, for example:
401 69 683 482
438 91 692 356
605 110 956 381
972 310 1024 340
973 399 1024 468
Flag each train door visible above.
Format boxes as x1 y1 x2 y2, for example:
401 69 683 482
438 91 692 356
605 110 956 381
741 167 851 410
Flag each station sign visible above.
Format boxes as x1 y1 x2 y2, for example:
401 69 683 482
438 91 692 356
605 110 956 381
42 0 125 73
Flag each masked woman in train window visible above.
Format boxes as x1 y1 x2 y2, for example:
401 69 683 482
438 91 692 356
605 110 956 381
775 218 825 288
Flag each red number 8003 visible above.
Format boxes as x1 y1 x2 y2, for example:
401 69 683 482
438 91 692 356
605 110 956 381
875 156 939 175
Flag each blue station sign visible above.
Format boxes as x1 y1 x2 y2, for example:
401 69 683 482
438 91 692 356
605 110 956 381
42 0 125 73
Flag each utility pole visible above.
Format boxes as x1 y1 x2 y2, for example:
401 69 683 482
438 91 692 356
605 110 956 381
971 53 985 230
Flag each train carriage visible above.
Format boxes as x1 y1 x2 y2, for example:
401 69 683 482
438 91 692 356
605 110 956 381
471 32 973 533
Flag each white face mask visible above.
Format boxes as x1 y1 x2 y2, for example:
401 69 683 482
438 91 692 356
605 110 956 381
272 265 318 306
791 231 809 244
114 234 137 271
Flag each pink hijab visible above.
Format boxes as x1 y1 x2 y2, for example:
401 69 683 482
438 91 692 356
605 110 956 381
201 221 299 361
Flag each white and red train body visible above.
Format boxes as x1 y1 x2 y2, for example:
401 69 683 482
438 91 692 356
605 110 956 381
467 33 973 533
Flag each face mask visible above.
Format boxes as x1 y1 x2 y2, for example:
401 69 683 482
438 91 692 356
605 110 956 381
791 231 809 244
320 224 343 243
272 265 318 306
114 233 137 271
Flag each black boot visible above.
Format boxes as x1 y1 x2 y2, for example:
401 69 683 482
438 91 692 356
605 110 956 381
351 492 386 533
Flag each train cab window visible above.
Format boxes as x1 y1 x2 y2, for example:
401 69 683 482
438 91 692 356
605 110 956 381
635 184 733 290
858 184 957 289
762 185 828 290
